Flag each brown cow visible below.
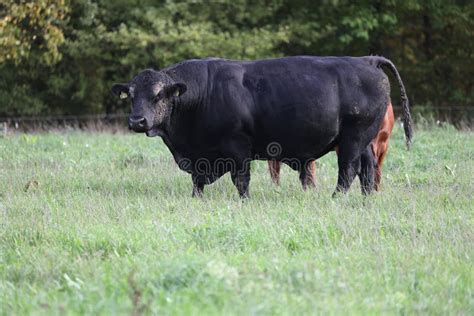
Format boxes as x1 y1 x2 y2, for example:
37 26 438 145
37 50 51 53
268 102 395 191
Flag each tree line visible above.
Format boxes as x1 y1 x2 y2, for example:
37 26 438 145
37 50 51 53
0 0 473 118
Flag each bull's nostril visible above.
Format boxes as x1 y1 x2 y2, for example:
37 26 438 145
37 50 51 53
137 118 146 127
129 116 148 130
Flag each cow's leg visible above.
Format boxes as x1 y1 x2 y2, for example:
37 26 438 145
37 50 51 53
309 160 316 181
192 175 205 198
374 102 394 191
359 146 376 195
374 149 386 191
268 160 281 185
299 160 316 190
231 160 251 198
373 138 390 191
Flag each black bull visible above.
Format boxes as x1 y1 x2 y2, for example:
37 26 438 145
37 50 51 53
112 56 412 198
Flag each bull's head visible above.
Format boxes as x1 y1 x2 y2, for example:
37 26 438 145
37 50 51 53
112 69 187 136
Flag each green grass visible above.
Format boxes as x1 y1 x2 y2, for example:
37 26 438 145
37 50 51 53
0 125 473 315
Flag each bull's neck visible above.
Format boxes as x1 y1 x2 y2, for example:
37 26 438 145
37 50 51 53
163 62 207 110
162 73 204 138
158 95 196 146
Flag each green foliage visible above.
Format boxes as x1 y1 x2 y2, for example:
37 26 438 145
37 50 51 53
0 0 473 116
0 0 69 65
0 126 473 313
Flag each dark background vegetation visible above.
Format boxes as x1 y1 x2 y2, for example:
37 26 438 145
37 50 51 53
1 0 473 120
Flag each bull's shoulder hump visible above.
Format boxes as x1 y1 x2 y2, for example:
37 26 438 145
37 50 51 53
165 58 243 77
164 59 210 72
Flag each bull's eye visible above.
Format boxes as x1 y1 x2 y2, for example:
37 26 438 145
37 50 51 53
153 91 165 103
119 92 128 100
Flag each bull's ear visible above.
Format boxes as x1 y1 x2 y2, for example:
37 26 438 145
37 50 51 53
112 83 129 99
164 83 187 98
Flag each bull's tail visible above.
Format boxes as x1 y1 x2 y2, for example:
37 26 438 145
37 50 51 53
370 56 413 149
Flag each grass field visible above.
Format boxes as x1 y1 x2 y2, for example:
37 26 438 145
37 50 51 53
1 124 473 315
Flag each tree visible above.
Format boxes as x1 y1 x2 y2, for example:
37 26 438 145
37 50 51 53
0 0 473 118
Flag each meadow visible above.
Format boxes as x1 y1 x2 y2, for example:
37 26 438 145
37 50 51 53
0 124 473 315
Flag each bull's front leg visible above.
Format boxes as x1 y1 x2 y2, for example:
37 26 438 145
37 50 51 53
231 160 251 199
191 174 205 198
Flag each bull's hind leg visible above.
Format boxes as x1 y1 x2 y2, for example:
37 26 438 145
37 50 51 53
299 160 316 190
333 141 363 196
359 145 376 195
231 160 251 198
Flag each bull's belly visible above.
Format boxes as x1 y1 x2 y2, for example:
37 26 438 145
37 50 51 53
252 135 337 161
252 120 338 161
252 102 340 160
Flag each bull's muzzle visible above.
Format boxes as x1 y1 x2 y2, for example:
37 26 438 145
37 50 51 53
128 116 149 132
